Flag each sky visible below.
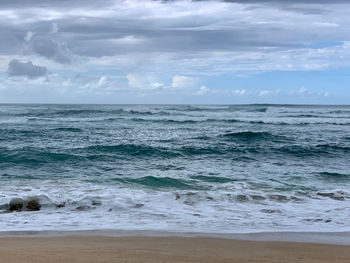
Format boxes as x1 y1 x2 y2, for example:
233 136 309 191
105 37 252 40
0 0 349 104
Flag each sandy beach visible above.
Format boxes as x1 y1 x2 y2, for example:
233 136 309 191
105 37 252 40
0 235 349 263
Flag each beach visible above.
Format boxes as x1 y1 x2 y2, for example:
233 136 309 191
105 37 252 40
2 0 350 260
1 235 350 263
1 104 350 262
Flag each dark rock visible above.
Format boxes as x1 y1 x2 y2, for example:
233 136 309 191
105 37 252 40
76 205 90 211
237 194 248 202
56 203 66 208
290 196 303 202
317 192 334 197
317 192 345 201
304 218 323 222
268 194 288 202
91 200 102 206
250 195 266 201
330 195 344 201
8 198 24 212
26 199 41 211
261 209 281 214
184 200 195 206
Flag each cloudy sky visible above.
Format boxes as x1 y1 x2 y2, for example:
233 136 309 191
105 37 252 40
0 0 349 104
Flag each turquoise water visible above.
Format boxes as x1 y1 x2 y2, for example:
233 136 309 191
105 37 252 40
0 104 349 232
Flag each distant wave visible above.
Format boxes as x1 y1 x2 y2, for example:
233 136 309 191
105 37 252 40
53 127 82 132
220 131 278 141
276 144 350 157
317 172 350 181
83 144 179 158
94 117 350 126
17 108 170 118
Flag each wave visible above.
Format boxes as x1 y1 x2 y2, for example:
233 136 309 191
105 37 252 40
113 176 201 190
251 107 268 113
127 118 199 124
18 108 169 118
0 129 41 142
247 120 350 126
276 144 350 157
159 119 198 124
190 175 234 183
207 119 240 123
0 173 40 180
20 109 110 117
179 146 227 155
111 117 350 126
83 144 179 158
1 141 349 167
86 144 240 157
219 131 282 141
53 127 82 132
285 114 321 118
316 172 350 183
329 110 350 114
0 147 84 166
100 143 350 158
318 172 350 178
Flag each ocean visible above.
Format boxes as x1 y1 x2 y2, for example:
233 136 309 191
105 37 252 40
0 104 349 233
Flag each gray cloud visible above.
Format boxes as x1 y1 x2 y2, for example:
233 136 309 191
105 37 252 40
0 0 115 8
28 35 72 64
0 0 350 75
7 59 47 79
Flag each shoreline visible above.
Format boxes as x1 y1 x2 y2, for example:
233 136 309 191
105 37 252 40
0 230 349 245
0 235 349 263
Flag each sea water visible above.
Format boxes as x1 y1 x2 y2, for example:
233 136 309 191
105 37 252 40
0 104 349 233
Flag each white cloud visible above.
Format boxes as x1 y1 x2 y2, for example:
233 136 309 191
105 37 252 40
127 74 143 88
259 89 280 96
195 85 209 95
171 75 197 88
24 31 35 42
97 76 108 87
127 74 163 90
51 23 59 34
289 86 331 98
150 82 164 90
290 86 308 96
231 89 246 96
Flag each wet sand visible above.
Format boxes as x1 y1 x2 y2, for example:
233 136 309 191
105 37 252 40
0 235 350 263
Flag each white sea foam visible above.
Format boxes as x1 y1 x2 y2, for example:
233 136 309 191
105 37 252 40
0 179 349 233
